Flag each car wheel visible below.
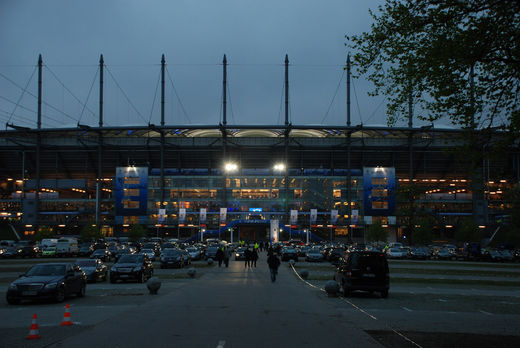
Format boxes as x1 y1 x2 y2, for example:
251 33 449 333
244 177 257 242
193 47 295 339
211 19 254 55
55 287 66 303
77 283 86 297
381 289 389 298
7 297 20 305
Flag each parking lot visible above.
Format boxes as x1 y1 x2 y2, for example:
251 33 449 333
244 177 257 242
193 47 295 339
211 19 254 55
1 255 520 347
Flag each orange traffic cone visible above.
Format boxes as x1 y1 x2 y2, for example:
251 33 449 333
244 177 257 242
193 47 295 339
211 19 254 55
60 304 73 326
26 313 41 340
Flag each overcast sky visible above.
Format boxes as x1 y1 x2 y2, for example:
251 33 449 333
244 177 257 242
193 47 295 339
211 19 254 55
0 0 437 129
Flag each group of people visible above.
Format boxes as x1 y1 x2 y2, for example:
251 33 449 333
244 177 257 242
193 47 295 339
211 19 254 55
214 241 282 282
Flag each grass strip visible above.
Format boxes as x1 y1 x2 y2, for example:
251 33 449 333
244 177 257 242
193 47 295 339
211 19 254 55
389 268 520 278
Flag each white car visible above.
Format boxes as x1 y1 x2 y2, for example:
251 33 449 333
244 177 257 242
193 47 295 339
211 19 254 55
386 247 407 259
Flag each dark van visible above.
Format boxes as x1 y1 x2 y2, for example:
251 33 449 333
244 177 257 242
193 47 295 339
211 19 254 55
334 251 389 298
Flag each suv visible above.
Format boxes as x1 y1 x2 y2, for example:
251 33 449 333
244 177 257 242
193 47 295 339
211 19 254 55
110 254 153 283
334 251 389 298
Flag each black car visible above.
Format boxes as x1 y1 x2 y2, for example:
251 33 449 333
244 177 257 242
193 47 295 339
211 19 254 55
334 251 389 298
160 249 184 268
114 246 136 262
90 248 111 262
110 254 153 283
78 244 94 257
6 263 86 304
75 259 108 282
19 245 41 258
328 247 346 264
1 246 22 258
205 246 219 260
234 247 247 260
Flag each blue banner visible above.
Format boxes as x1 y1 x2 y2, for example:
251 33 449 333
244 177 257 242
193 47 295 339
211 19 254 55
115 167 148 217
363 167 395 216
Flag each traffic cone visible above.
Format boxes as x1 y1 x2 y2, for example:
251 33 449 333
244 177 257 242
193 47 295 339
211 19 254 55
60 304 73 326
26 313 41 340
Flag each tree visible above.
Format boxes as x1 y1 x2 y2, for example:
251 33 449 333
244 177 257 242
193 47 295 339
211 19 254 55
396 183 424 240
412 216 434 246
34 225 54 242
80 223 102 242
366 220 388 243
455 218 480 242
348 0 519 139
129 224 147 242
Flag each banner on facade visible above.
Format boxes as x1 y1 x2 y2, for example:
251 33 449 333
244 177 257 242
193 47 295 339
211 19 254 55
178 208 186 224
310 209 317 225
290 210 298 225
270 219 279 243
220 208 227 225
158 209 166 224
351 209 359 224
330 209 338 225
200 208 207 226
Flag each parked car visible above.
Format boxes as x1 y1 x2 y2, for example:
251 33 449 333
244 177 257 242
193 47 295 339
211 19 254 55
1 246 21 258
305 247 324 262
19 245 41 258
6 263 86 304
281 247 299 262
409 247 430 260
386 247 407 259
110 254 153 283
205 246 219 260
78 244 94 257
328 247 346 264
334 251 389 298
434 247 453 260
160 249 184 268
181 249 192 265
186 247 202 261
75 259 107 282
498 249 514 262
41 246 56 257
114 247 136 262
90 248 112 262
140 248 156 261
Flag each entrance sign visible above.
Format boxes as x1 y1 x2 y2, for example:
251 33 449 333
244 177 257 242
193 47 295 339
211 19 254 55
220 208 227 224
178 208 186 224
290 210 298 225
200 208 207 226
331 209 338 225
310 209 317 225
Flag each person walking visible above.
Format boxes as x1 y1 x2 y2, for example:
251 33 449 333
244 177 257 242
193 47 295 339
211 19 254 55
267 251 281 282
244 247 252 268
216 247 224 267
251 247 258 267
223 246 231 267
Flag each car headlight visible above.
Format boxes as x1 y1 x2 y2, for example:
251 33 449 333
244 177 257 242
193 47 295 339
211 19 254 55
8 283 17 290
111 268 118 272
44 282 58 289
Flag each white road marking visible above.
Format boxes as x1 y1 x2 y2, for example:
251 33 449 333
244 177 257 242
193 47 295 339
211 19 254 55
217 340 226 348
402 307 413 312
479 310 492 316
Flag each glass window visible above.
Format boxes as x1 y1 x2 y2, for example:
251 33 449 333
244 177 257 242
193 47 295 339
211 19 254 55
124 189 140 196
124 177 140 185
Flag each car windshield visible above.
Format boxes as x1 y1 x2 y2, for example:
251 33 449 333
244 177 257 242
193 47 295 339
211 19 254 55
76 260 96 267
92 249 105 254
163 250 180 256
118 255 142 263
26 264 66 276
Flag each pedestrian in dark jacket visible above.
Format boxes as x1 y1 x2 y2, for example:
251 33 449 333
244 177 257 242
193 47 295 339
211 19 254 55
251 248 258 267
216 247 224 267
267 251 281 282
244 248 252 268
223 247 231 267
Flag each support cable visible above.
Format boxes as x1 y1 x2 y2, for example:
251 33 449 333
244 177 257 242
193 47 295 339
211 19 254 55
1 95 64 126
4 67 36 124
78 68 99 125
320 70 345 124
104 66 147 124
166 67 192 124
45 65 97 121
148 69 161 124
226 82 236 125
0 70 79 124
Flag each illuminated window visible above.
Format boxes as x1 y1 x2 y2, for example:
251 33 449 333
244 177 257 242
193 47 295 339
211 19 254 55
271 189 279 199
333 189 341 199
372 177 387 186
372 201 388 210
124 177 140 185
294 189 303 199
371 189 388 197
123 200 140 209
124 189 140 196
